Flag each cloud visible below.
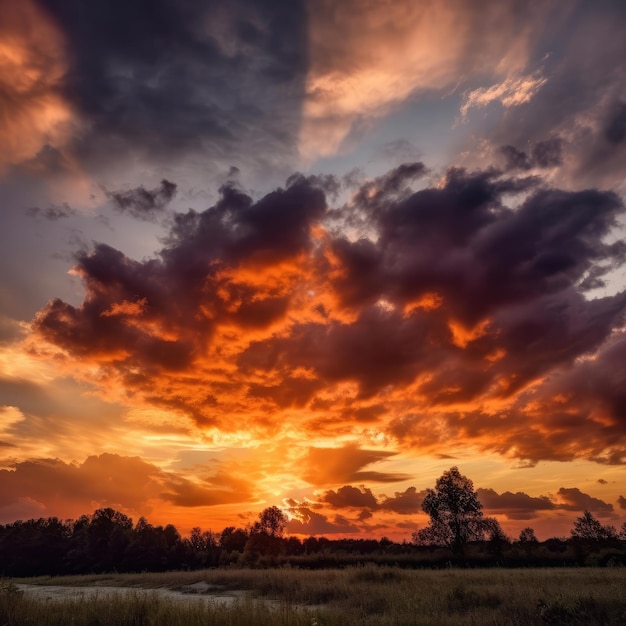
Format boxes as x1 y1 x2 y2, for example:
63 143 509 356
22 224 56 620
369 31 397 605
0 454 164 518
499 138 563 172
322 485 379 509
27 161 626 465
460 73 547 119
160 471 254 507
618 495 626 510
375 140 422 166
556 487 614 514
286 507 360 535
465 4 626 192
301 0 556 158
380 487 426 514
106 179 177 220
25 0 308 180
302 445 408 486
0 453 255 523
26 203 76 220
604 101 626 145
0 0 73 171
478 488 555 520
305 483 424 516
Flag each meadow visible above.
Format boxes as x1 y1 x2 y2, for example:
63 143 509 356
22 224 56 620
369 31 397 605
2 566 626 625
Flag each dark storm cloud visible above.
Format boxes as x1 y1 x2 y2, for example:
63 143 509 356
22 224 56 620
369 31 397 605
479 3 626 189
477 487 616 519
318 483 582 520
556 487 613 514
106 179 177 220
420 326 626 464
162 176 325 268
380 487 425 514
477 488 555 520
241 167 625 401
499 138 563 172
604 101 626 144
26 203 76 221
317 485 425 514
33 175 326 385
247 377 323 409
30 162 626 462
323 485 379 510
286 508 360 535
33 0 308 169
465 330 626 465
351 168 622 325
240 307 449 398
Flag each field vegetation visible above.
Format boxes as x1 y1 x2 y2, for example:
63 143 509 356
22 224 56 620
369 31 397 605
3 566 626 625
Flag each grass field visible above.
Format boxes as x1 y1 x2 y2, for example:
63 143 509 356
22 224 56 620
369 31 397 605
3 566 626 625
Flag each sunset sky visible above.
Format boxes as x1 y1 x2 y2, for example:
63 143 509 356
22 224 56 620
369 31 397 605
1 0 626 541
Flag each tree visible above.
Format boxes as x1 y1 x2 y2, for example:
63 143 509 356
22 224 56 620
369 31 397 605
219 526 248 552
481 517 507 541
412 467 485 554
571 511 617 541
252 506 288 538
518 527 538 543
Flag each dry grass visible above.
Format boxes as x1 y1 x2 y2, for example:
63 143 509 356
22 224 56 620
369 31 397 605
5 566 626 625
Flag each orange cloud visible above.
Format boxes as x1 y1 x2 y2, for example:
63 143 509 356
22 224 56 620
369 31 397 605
25 166 626 470
460 73 548 119
302 445 410 485
0 453 256 526
0 0 74 171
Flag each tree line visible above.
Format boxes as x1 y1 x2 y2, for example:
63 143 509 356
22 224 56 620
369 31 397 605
1 468 625 576
411 467 626 550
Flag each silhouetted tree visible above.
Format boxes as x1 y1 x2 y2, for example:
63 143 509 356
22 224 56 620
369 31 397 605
245 507 287 558
253 506 288 537
219 526 248 553
571 511 617 541
412 467 485 554
126 516 163 571
303 536 320 554
483 516 509 558
184 527 218 568
518 527 538 543
285 536 304 556
483 517 508 542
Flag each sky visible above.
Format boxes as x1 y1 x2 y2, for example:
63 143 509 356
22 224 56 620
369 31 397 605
1 0 626 541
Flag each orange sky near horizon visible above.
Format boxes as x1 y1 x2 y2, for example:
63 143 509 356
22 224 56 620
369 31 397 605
1 0 626 542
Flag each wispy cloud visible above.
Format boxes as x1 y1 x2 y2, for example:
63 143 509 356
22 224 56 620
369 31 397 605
460 73 548 119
